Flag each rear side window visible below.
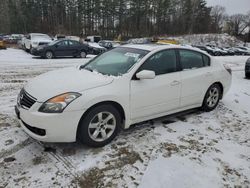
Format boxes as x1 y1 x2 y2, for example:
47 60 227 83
203 54 210 66
179 50 206 70
139 50 177 75
69 40 79 45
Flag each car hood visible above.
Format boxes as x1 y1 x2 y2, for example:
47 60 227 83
24 67 114 102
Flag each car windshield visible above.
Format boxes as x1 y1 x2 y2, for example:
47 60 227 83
82 47 149 76
48 40 61 46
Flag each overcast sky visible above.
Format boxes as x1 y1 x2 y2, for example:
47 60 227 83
206 0 250 15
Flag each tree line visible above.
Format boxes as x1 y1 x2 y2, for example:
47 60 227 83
0 0 249 41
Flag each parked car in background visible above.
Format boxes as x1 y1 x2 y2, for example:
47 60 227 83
237 47 250 55
54 34 66 40
65 36 80 42
98 40 120 50
212 47 227 56
15 44 232 147
2 35 10 42
31 39 89 59
193 45 217 56
8 34 24 44
0 36 7 49
245 58 250 78
222 47 235 56
86 35 102 43
19 36 27 49
231 47 250 55
24 33 53 52
87 42 107 55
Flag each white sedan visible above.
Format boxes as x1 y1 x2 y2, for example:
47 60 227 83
15 44 232 147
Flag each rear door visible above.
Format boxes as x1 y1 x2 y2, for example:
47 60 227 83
178 49 212 107
130 49 181 120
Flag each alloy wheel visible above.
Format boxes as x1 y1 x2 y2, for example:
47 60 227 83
206 87 219 108
80 51 86 58
46 51 53 59
88 112 116 142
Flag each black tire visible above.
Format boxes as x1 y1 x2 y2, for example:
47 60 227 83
80 51 87 58
201 84 222 112
45 51 53 59
246 72 250 79
30 45 33 54
78 104 121 147
24 44 29 52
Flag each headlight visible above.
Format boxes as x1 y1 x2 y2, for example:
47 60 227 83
32 42 39 45
39 92 81 113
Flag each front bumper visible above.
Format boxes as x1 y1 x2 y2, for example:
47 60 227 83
15 104 84 142
30 48 44 56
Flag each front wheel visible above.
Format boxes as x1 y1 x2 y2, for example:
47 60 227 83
78 105 121 147
45 51 53 59
202 84 222 112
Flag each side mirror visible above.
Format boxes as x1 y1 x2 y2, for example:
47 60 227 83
136 70 155 80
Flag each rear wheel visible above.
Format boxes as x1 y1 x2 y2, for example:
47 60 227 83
202 84 222 112
78 105 121 147
45 51 53 59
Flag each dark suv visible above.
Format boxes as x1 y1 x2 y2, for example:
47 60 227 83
245 58 250 78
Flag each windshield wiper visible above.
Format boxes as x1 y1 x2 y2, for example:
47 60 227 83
83 67 93 72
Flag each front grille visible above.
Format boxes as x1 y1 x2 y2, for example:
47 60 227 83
22 120 46 136
19 89 37 109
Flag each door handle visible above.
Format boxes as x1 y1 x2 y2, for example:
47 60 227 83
170 80 181 86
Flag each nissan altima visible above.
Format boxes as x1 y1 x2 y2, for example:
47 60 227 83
15 44 232 147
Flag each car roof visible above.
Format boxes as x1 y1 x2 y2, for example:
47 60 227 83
120 44 208 54
120 44 175 51
30 33 48 36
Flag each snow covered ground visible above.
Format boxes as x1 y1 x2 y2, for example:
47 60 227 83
0 48 249 188
169 33 244 47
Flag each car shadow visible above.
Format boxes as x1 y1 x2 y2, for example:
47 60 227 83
38 108 202 154
127 108 201 130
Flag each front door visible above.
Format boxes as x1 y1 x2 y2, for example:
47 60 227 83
130 49 181 120
54 40 70 56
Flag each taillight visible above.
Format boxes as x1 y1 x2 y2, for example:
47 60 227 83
223 64 232 75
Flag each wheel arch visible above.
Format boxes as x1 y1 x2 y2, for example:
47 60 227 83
76 100 126 140
45 50 54 58
212 82 224 99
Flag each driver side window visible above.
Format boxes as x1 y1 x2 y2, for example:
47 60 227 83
139 50 177 75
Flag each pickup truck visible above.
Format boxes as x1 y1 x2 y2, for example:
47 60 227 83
24 33 52 52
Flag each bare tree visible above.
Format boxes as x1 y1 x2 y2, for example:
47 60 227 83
210 5 226 33
0 0 10 33
226 14 246 36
